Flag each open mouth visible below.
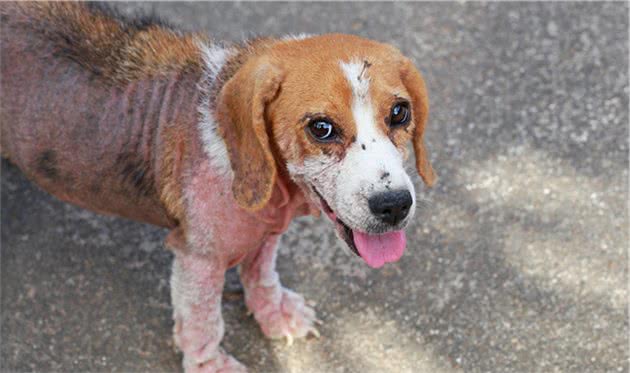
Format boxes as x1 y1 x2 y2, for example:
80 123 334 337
313 189 407 269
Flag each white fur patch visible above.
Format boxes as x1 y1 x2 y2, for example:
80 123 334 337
196 39 234 178
340 61 370 100
282 33 314 41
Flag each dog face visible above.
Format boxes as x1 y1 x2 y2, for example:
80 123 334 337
215 34 435 267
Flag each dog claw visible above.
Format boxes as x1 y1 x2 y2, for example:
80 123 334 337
247 287 321 347
314 318 324 325
308 327 320 339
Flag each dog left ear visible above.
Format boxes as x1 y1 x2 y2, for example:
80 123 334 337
216 59 284 211
399 57 437 187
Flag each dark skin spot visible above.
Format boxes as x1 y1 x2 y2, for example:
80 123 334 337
85 112 98 127
117 152 154 197
372 138 376 143
36 150 58 180
357 60 372 81
361 144 366 150
381 172 390 180
90 182 102 194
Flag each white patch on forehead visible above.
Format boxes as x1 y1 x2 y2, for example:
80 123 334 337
340 61 371 101
196 40 235 178
339 60 383 146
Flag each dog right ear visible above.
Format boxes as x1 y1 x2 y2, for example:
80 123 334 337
399 57 437 187
215 59 284 211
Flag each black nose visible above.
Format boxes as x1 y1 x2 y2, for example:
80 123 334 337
368 190 413 226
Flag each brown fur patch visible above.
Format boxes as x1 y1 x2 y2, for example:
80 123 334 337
158 122 188 223
4 2 205 85
399 58 436 186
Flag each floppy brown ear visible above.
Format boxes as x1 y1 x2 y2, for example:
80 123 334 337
400 57 437 187
215 60 284 211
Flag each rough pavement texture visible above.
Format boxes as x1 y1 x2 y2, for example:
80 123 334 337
1 2 628 372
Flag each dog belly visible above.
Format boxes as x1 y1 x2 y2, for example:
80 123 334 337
1 30 198 227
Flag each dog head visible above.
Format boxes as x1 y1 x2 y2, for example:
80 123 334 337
214 34 436 268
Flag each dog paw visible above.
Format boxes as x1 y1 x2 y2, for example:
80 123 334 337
184 349 247 373
248 287 320 345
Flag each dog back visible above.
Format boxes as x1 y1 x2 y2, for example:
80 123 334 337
0 3 204 227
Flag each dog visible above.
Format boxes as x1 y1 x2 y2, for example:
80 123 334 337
1 3 436 372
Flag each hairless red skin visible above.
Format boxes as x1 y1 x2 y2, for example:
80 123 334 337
2 28 188 226
1 4 319 372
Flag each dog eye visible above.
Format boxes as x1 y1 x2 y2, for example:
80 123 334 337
307 119 337 142
389 102 411 127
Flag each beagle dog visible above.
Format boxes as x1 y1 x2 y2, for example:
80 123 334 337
0 3 435 372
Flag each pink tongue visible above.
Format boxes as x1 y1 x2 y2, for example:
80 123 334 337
353 230 406 268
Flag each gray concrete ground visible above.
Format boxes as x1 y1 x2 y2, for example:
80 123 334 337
1 2 628 372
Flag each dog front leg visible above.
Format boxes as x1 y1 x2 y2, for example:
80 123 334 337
239 234 319 345
171 251 246 373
